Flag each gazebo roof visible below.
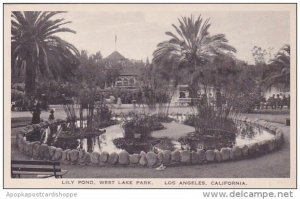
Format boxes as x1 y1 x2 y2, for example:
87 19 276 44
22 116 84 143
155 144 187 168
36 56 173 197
105 51 127 61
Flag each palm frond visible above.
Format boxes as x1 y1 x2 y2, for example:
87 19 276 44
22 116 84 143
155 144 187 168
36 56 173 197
11 11 79 94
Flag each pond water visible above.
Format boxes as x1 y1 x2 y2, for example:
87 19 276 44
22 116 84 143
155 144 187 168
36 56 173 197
35 116 275 154
235 121 275 146
78 120 275 154
83 124 124 153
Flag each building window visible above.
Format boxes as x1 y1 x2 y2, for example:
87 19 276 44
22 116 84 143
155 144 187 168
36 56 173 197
115 77 123 87
129 78 135 86
123 78 129 86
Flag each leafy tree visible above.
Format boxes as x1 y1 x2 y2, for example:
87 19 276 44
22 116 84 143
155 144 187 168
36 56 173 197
92 51 103 65
11 11 80 97
76 50 106 89
251 46 267 65
153 14 236 97
105 65 121 88
223 63 261 113
262 44 290 89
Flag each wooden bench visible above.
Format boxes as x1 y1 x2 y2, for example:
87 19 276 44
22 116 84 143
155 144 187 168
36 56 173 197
11 160 68 178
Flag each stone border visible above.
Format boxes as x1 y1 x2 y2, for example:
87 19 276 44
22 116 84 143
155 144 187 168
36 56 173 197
15 116 284 167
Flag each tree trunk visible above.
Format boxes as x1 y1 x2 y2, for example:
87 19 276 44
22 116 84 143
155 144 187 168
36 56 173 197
189 82 198 98
189 58 199 98
24 58 36 98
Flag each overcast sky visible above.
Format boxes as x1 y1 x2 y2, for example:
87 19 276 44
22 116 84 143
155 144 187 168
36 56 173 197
57 9 290 64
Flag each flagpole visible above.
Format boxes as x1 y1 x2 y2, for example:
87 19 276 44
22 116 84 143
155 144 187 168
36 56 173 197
115 35 117 51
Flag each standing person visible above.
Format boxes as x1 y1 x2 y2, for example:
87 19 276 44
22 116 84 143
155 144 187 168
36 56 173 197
136 91 143 107
277 94 283 109
31 98 41 124
201 93 208 106
215 88 222 110
49 109 55 121
287 94 290 109
282 94 288 109
117 97 122 109
132 99 137 110
41 93 48 110
266 96 272 109
261 97 266 110
208 93 214 107
270 94 276 109
106 95 115 109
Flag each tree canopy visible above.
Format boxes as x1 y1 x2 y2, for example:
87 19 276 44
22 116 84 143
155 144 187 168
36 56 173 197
11 11 80 96
152 14 236 97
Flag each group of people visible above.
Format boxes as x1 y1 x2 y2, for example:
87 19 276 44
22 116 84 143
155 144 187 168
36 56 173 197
105 95 140 109
101 91 144 105
256 94 290 110
198 89 226 109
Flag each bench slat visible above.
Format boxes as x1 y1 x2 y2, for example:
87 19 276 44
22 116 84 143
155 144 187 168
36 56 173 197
12 167 61 172
12 160 60 165
11 160 67 178
12 170 68 176
12 164 61 169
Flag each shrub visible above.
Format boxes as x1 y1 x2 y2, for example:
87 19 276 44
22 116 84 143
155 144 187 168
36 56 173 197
11 89 24 102
182 102 237 151
25 127 43 142
230 91 262 113
184 105 237 136
121 113 164 140
95 104 112 122
94 104 117 128
53 137 80 150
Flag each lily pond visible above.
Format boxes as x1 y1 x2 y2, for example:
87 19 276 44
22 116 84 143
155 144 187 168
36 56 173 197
33 115 275 154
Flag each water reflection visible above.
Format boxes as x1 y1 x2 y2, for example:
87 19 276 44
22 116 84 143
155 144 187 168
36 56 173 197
48 116 275 154
235 121 274 146
77 121 274 153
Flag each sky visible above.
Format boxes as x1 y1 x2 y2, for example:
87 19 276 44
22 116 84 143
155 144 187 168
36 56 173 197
56 8 290 64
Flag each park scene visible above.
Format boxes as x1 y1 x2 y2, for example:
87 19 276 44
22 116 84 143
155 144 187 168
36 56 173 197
10 9 290 179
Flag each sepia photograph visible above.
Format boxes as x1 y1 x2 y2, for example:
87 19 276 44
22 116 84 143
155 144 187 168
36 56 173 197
3 3 296 189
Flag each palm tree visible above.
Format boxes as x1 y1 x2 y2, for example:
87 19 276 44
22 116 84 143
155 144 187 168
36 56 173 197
263 44 290 89
11 11 80 97
153 15 236 97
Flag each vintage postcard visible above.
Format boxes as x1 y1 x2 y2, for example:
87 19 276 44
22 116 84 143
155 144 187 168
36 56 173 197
3 3 296 188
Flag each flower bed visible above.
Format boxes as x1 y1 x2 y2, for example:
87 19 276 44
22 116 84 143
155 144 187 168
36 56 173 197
15 116 284 167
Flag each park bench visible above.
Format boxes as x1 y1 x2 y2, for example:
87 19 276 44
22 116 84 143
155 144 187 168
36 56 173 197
11 160 68 178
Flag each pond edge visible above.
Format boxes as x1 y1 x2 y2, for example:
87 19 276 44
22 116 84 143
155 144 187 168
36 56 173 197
15 115 285 168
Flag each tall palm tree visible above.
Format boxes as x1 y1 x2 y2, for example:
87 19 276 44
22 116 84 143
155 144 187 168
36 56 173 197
11 11 80 97
153 15 236 97
263 44 290 89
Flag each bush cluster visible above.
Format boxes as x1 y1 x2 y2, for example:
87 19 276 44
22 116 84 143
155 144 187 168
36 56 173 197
122 113 165 140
